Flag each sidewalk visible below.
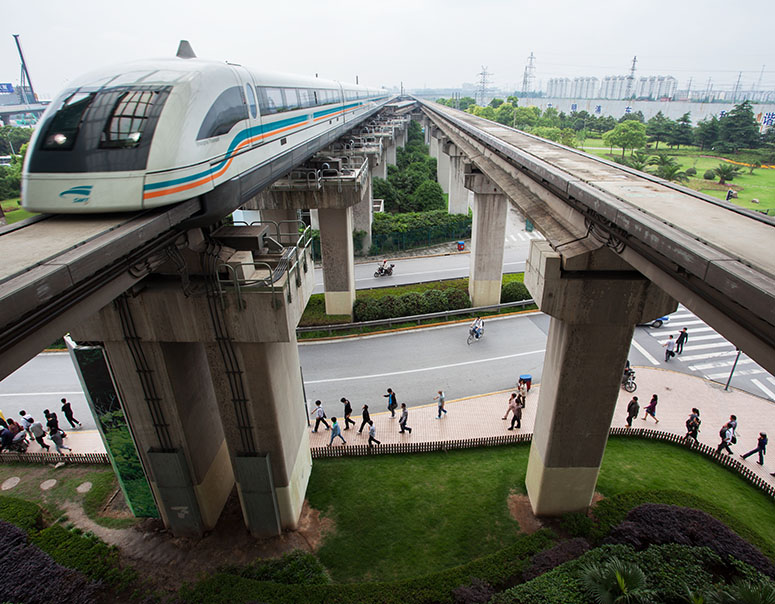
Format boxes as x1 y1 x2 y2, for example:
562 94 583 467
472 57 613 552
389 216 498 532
39 368 775 484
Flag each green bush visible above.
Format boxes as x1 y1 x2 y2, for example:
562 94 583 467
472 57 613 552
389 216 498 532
685 166 697 176
377 295 402 320
399 292 423 316
703 169 716 180
353 298 381 322
444 288 471 310
559 512 595 539
421 289 448 314
0 496 44 531
501 281 531 303
219 549 331 585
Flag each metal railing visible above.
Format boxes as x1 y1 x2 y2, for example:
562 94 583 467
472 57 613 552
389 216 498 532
296 299 536 335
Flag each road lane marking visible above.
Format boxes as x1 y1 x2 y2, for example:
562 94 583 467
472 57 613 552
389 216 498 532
0 391 83 397
752 379 775 401
678 350 742 362
304 348 546 384
654 334 726 344
631 339 659 365
707 368 766 380
689 358 756 371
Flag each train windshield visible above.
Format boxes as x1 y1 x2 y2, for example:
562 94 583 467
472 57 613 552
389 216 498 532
100 90 160 148
41 92 96 150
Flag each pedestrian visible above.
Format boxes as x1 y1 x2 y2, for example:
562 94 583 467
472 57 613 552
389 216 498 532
509 395 524 431
663 335 676 362
685 408 701 441
434 390 447 419
61 398 81 429
717 422 734 455
49 428 72 455
340 397 355 430
0 428 12 452
503 392 518 421
327 417 346 447
367 420 381 447
642 394 659 423
398 403 412 434
676 328 689 355
18 411 34 440
625 396 639 427
384 388 398 418
6 419 21 437
29 420 50 451
727 415 738 442
517 379 528 406
310 400 330 433
358 404 371 434
741 432 768 465
44 410 65 438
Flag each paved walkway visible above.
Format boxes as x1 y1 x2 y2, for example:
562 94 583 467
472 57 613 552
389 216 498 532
33 367 775 484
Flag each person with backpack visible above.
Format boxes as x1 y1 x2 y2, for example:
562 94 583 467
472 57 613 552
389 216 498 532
717 422 734 455
384 388 398 418
741 432 767 466
310 400 330 433
663 336 676 362
625 396 639 428
340 397 355 430
685 408 701 441
358 404 371 434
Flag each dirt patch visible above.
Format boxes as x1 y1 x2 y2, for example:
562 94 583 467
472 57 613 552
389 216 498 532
508 492 605 535
61 490 334 595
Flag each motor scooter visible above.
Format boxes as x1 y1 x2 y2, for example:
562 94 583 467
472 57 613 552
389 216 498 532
374 263 395 277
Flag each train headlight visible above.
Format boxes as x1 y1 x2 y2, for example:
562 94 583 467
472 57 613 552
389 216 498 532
51 133 68 146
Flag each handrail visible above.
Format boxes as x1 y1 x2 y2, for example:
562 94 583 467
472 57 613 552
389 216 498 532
297 299 536 335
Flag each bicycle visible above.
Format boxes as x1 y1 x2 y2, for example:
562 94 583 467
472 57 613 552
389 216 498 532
467 324 485 345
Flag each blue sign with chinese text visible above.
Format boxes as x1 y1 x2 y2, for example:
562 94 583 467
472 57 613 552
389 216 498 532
0 83 14 94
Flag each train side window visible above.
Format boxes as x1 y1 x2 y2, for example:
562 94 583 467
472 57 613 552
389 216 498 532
245 84 257 119
40 92 96 150
100 90 158 148
298 89 314 108
197 86 248 140
259 87 285 114
284 88 301 111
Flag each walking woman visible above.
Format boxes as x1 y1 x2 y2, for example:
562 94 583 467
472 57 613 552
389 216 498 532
642 394 659 424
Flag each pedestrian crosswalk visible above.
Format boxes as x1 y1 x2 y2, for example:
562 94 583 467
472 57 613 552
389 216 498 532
505 231 545 243
645 306 775 401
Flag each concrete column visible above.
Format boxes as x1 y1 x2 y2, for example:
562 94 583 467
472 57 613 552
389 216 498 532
448 150 469 215
437 140 451 195
429 129 440 159
205 340 311 535
99 338 234 538
318 207 356 315
386 138 397 166
524 241 677 516
423 119 431 145
351 166 373 255
466 170 508 306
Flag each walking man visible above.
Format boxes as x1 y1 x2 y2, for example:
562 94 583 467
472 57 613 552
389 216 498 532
384 388 398 418
663 335 676 362
340 397 356 430
434 390 447 419
358 404 371 434
327 418 346 447
61 398 81 429
18 411 34 440
503 393 518 422
676 328 689 355
398 403 412 434
625 396 639 428
517 379 528 406
310 400 330 433
367 421 381 448
741 432 767 465
29 420 50 451
509 395 524 431
685 408 701 441
717 422 734 455
50 428 72 455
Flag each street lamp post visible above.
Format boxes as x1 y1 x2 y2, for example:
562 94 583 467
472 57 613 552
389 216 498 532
724 348 742 391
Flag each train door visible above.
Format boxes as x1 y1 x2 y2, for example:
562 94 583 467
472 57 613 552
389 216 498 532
228 65 263 148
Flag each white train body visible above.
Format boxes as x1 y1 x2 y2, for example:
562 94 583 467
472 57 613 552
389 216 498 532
22 57 389 216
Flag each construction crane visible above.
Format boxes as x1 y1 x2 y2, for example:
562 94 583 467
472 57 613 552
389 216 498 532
13 34 37 104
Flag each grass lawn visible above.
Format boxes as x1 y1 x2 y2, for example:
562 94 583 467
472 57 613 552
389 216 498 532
0 463 137 529
1 198 36 224
306 438 775 583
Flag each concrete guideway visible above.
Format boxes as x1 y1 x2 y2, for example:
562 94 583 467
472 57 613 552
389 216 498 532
33 367 775 490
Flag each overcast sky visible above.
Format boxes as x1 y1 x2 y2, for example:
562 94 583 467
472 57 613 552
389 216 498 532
2 0 773 99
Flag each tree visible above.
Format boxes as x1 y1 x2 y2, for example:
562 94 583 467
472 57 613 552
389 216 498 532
619 110 645 123
513 106 540 129
580 558 656 604
718 101 760 152
539 106 561 127
695 116 720 150
651 162 689 183
646 111 673 150
471 105 496 121
409 180 445 212
494 102 515 126
506 95 519 105
559 128 576 147
748 159 762 175
603 121 648 159
488 98 504 109
0 126 32 156
713 162 742 185
531 126 562 142
668 113 694 149
621 150 652 171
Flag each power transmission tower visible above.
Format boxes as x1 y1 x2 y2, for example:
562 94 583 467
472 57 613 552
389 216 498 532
686 77 692 101
704 77 713 102
476 66 493 106
732 71 742 101
522 52 536 95
624 56 637 99
13 34 37 104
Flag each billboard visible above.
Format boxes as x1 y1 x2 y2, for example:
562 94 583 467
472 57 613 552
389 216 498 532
0 84 14 94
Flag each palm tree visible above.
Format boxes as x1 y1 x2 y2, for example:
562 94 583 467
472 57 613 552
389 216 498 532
651 163 690 183
580 557 657 604
708 578 775 604
623 150 652 171
714 163 742 185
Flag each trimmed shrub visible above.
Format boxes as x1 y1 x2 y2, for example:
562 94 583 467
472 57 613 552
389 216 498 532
353 298 381 322
501 281 530 303
703 169 716 180
451 577 494 603
421 289 447 314
219 549 331 585
0 495 44 531
685 166 697 176
560 512 595 539
399 292 423 316
444 288 471 310
604 504 775 579
377 295 402 320
0 521 98 604
522 538 590 582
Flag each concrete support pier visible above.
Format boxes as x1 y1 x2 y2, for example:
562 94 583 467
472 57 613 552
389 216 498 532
437 140 451 195
318 207 356 315
466 169 508 307
524 240 676 516
447 144 469 214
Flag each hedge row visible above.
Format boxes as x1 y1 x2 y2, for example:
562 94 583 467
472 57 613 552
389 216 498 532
353 288 470 321
371 209 471 235
178 530 556 604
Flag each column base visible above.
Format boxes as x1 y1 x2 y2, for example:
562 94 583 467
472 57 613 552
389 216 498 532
275 431 312 530
193 439 235 529
525 444 600 516
324 290 355 316
469 279 502 308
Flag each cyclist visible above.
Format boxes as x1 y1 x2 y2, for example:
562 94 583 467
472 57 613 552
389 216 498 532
470 317 484 340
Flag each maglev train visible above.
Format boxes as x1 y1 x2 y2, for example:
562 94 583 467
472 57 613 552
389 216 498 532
22 43 391 220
